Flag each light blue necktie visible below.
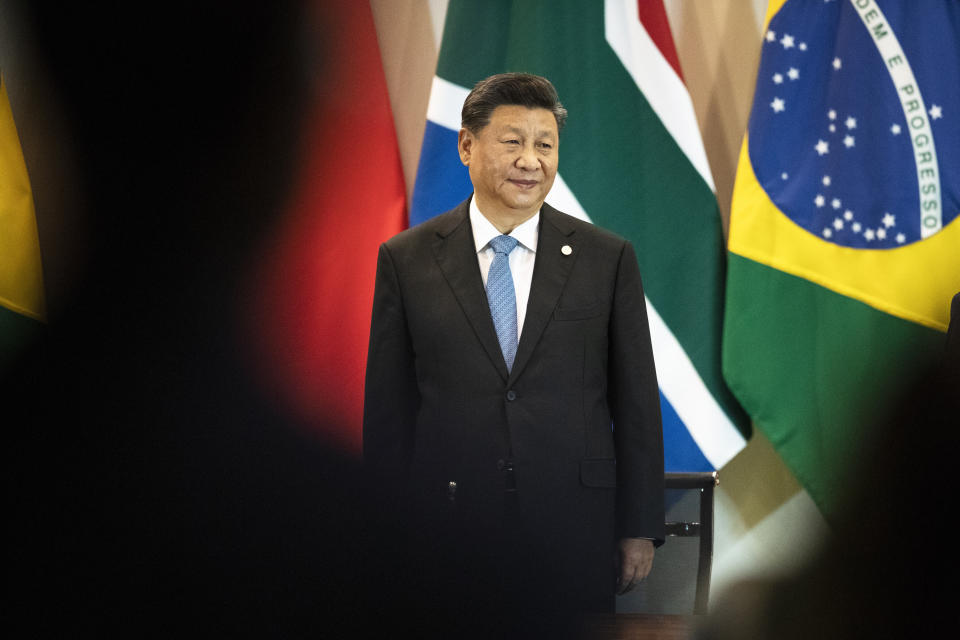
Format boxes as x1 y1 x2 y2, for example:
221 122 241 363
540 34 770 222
486 235 520 372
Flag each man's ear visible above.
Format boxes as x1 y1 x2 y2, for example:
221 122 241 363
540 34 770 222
457 128 473 166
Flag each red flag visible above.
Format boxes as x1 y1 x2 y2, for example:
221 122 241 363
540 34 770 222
249 2 406 454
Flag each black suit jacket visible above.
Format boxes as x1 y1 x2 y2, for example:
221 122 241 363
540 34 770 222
363 198 664 604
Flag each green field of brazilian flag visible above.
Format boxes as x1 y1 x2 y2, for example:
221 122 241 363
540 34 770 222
411 0 750 473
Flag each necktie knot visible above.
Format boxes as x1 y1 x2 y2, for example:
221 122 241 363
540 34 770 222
489 234 519 256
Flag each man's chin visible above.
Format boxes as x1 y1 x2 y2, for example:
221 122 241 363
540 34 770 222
504 192 545 212
507 203 543 219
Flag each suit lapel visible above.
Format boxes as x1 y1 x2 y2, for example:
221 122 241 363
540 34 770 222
432 199 510 382
509 203 578 383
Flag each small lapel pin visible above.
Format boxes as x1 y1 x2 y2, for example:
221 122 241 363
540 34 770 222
561 245 573 256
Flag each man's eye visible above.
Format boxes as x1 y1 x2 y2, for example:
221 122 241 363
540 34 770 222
504 139 520 145
538 143 553 150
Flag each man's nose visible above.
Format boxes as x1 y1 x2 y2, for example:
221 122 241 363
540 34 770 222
515 144 539 170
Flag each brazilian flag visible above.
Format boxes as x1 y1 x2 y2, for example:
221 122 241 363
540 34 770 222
723 0 960 517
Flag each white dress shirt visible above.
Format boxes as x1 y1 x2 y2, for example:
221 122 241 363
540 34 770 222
470 198 539 338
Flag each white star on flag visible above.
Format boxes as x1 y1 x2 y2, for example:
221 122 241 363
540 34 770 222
845 116 857 129
781 172 789 180
828 109 837 120
833 57 842 70
853 222 862 232
815 139 829 155
929 104 943 119
822 175 831 186
787 67 800 80
771 97 786 113
799 42 807 51
773 73 784 84
781 34 795 49
891 124 901 135
882 213 896 227
864 228 875 241
843 135 855 148
814 194 825 207
766 30 776 42
844 210 853 221
823 228 833 238
877 228 887 240
896 233 906 243
833 218 843 230
831 198 841 209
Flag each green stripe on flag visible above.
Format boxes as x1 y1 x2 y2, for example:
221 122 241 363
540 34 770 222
436 1 510 83
436 0 747 434
723 254 944 516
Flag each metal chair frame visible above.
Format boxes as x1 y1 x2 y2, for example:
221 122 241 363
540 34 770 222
663 471 717 615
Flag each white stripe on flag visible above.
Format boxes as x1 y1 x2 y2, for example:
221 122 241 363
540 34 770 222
603 0 716 192
426 75 469 131
644 299 746 468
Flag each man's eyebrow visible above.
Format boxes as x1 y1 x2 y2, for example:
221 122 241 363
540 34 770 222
500 125 557 138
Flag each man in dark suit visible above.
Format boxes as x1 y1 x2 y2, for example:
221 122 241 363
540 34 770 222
364 73 664 613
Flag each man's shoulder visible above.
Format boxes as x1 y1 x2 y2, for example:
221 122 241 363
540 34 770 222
542 202 629 249
383 200 470 252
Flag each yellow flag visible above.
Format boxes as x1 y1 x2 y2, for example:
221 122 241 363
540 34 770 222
0 74 45 322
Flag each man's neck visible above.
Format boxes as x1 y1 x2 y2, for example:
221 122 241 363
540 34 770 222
474 198 540 234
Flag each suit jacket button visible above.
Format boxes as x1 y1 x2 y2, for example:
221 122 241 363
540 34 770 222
506 390 517 401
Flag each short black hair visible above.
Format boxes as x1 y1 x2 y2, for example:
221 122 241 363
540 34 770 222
461 72 567 133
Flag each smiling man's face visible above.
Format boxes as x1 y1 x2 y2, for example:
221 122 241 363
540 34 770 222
458 104 559 227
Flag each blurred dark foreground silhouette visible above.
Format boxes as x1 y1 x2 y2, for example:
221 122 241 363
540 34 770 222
3 2 582 636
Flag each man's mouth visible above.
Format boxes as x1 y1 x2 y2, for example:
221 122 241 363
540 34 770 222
509 179 538 189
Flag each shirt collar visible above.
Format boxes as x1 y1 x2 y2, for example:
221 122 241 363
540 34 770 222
469 196 540 254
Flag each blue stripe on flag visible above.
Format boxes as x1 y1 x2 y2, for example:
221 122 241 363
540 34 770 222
410 121 473 225
660 390 712 472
